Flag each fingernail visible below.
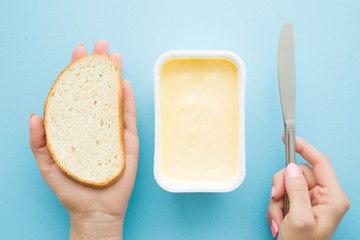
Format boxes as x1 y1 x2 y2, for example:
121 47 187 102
30 113 35 120
286 163 301 178
79 44 85 47
270 186 276 199
270 220 278 238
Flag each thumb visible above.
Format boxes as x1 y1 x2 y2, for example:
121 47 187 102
285 163 314 222
29 114 55 178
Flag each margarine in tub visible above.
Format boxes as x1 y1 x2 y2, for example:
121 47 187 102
154 51 246 192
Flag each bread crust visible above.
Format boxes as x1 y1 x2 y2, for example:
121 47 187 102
44 54 126 188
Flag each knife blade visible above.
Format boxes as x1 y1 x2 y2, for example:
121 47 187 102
278 21 296 216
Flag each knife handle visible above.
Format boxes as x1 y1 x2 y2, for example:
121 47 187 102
285 128 296 165
284 128 296 216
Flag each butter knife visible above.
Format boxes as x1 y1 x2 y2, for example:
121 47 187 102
278 21 296 216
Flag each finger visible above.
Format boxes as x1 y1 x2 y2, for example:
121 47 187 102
111 79 139 195
285 163 315 224
29 114 56 177
71 44 87 62
271 164 317 201
298 163 317 190
111 125 139 196
283 136 340 188
109 52 123 72
123 79 137 136
309 185 324 206
93 40 109 55
267 200 283 238
271 169 285 201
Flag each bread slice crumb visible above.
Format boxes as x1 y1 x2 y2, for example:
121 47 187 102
44 54 125 188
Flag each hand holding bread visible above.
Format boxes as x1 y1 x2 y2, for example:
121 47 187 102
29 40 139 240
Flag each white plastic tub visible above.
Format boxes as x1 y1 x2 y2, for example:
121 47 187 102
154 50 246 192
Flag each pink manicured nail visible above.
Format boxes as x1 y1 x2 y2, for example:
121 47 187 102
286 163 301 178
271 220 279 238
270 186 276 199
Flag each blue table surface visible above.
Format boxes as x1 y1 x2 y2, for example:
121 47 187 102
1 0 359 239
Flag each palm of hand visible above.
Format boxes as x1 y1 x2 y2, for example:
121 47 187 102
30 40 139 218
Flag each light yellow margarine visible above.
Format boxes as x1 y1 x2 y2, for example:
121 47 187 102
160 58 239 181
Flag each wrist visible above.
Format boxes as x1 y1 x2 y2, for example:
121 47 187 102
69 211 124 240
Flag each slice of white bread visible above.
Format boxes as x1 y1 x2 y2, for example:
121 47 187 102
44 54 125 188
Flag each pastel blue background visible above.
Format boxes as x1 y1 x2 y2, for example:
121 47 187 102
1 0 359 239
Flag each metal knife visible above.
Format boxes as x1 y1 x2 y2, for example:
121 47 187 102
278 21 296 216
